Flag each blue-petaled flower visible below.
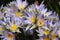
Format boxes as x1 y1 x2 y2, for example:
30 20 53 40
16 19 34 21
37 13 44 27
35 3 44 12
15 0 28 10
23 12 36 25
3 13 22 32
22 12 36 30
0 31 15 40
5 20 21 32
0 0 60 40
36 27 59 40
3 4 24 32
36 11 60 40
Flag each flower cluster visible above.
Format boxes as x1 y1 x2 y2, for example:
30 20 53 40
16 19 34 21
0 0 60 40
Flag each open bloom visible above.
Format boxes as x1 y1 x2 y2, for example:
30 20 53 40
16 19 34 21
23 12 36 25
3 5 23 32
15 0 28 10
36 27 59 40
40 8 52 17
0 31 15 40
5 19 21 33
3 13 22 33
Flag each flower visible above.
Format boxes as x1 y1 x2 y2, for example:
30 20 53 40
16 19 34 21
43 37 49 40
23 12 36 24
36 27 49 37
0 0 60 40
0 31 15 40
3 6 23 32
5 21 21 32
37 18 43 27
10 23 17 32
4 13 11 23
36 27 59 40
41 9 52 17
3 13 22 32
36 13 43 27
14 11 21 17
50 34 56 40
15 0 28 10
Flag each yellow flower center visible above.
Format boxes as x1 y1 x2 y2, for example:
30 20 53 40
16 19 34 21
50 34 55 40
37 18 42 26
42 30 49 35
18 5 23 10
29 16 35 24
0 27 2 31
0 27 3 34
10 24 17 32
43 37 49 40
15 11 21 17
6 34 13 40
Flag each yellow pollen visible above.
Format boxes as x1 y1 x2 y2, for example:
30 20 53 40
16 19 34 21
50 34 55 40
18 5 23 10
15 11 21 17
42 30 49 35
29 16 35 24
6 34 13 40
37 18 42 26
10 24 17 32
0 27 2 31
43 37 49 40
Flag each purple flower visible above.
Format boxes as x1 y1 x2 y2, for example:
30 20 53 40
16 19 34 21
0 31 15 40
23 12 36 25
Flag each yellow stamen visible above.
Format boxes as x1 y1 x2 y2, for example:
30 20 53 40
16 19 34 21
0 26 3 34
43 37 49 40
37 18 42 26
42 30 49 35
0 27 2 31
6 34 13 40
29 16 35 24
18 5 23 10
50 34 55 40
15 11 21 17
10 24 17 32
